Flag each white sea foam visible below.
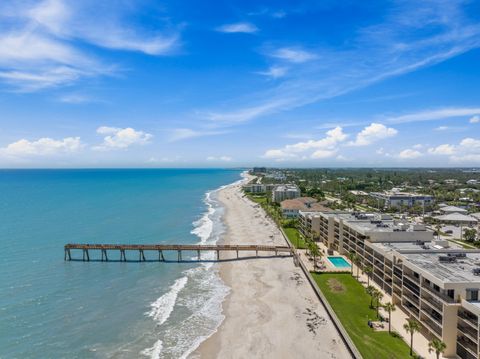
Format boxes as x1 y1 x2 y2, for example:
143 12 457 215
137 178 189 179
142 172 249 359
145 277 188 325
190 192 215 245
141 277 188 359
141 339 163 359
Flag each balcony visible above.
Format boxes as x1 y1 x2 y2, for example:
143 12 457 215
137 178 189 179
421 283 455 304
403 270 420 284
420 292 443 312
403 287 420 305
393 268 403 281
403 277 420 296
402 297 420 317
457 336 478 358
456 344 477 359
421 306 442 326
373 274 383 288
420 314 442 337
458 323 479 344
459 310 479 329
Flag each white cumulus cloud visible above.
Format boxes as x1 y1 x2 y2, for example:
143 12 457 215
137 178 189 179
0 136 83 157
470 115 480 124
349 123 398 146
398 149 422 159
425 137 480 163
94 126 153 150
263 126 347 161
428 144 456 155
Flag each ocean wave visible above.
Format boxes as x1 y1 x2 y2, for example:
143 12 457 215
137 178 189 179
190 192 215 245
141 339 163 359
142 172 249 359
145 277 188 325
141 277 188 359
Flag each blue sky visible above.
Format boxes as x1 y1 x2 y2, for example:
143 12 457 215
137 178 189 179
1 0 480 167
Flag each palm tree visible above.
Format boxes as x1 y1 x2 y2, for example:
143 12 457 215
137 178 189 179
383 302 396 333
348 251 356 276
435 223 442 240
428 338 446 359
366 285 376 308
373 290 384 318
354 256 362 278
311 242 320 271
403 318 420 356
364 265 373 286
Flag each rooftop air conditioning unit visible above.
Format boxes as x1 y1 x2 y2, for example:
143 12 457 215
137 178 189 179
439 256 456 263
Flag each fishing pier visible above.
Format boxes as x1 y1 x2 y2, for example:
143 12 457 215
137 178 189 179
64 243 293 262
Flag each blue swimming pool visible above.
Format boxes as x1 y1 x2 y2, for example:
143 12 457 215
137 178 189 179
327 256 351 268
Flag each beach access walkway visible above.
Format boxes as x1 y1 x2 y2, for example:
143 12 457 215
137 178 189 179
64 243 293 262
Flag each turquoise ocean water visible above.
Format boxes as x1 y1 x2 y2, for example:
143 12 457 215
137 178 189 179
0 169 242 358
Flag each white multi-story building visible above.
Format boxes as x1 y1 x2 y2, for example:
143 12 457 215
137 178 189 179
243 183 276 193
303 211 480 358
370 191 434 208
272 184 301 203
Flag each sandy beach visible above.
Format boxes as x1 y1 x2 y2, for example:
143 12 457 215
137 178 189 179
193 177 351 359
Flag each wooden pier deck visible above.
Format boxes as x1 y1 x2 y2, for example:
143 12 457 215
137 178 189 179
64 243 293 262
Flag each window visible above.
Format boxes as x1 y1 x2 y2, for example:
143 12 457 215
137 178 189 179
466 289 479 301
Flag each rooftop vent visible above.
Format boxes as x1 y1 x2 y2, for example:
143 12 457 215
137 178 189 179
447 253 467 258
439 256 457 263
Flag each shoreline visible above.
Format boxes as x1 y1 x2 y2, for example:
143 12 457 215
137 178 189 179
192 174 351 358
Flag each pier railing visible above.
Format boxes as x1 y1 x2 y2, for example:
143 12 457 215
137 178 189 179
64 243 293 262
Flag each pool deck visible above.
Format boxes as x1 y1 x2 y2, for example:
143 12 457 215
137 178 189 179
297 246 351 273
326 256 351 269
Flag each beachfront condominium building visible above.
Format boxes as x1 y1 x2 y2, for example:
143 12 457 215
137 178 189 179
280 198 330 218
369 191 434 209
243 183 276 193
301 211 480 358
272 184 301 203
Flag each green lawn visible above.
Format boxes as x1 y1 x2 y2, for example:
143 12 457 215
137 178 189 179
311 273 413 359
283 227 307 249
247 194 267 204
